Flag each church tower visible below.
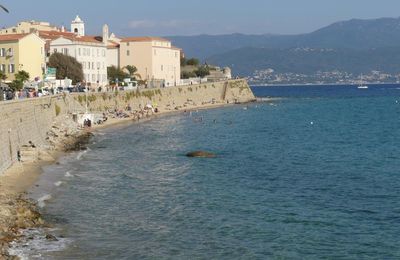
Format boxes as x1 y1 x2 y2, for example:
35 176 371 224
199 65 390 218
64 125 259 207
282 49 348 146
71 15 85 36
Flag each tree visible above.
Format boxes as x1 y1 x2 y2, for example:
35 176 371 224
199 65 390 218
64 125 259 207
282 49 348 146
8 70 29 91
124 65 141 79
0 70 7 82
186 58 200 66
48 53 84 84
181 71 197 79
9 80 23 91
107 66 128 84
195 65 210 78
15 70 29 82
180 57 187 66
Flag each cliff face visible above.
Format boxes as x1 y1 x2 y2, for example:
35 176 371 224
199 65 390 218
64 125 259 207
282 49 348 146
0 79 255 175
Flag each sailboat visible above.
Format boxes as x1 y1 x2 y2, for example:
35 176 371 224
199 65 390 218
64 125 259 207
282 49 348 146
358 75 368 89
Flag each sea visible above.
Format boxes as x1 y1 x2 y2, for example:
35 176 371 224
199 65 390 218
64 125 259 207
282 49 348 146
9 84 400 259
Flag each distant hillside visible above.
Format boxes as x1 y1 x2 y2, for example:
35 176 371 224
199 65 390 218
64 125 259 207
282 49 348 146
207 47 400 76
167 17 400 60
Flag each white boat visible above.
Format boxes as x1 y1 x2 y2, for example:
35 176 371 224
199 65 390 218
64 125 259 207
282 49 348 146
358 75 368 89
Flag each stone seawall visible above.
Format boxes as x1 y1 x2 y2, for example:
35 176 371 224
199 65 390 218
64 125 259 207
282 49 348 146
69 79 255 113
0 79 255 174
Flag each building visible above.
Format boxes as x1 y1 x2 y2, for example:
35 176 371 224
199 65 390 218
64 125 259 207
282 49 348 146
42 16 108 87
0 20 61 35
120 37 181 87
0 33 46 82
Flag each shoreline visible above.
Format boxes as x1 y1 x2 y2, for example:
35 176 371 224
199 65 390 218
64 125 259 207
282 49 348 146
0 97 259 258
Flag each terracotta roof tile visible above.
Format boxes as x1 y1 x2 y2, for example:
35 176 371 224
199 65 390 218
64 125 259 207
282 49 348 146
0 33 29 42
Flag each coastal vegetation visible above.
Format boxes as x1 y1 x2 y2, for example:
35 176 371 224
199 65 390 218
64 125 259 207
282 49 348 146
9 70 30 91
180 57 211 79
48 53 84 84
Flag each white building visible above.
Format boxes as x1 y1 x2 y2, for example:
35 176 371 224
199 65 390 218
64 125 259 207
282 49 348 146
45 16 108 87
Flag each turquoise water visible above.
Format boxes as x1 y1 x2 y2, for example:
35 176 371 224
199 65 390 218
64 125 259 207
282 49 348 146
21 85 400 259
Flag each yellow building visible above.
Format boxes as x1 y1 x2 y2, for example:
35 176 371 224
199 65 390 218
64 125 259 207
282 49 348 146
0 33 46 81
0 21 61 35
120 37 181 87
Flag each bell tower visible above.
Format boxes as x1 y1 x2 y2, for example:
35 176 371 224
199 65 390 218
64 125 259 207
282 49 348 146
71 15 85 36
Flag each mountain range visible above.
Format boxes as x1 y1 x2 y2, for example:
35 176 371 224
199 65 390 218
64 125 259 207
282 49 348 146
166 17 400 77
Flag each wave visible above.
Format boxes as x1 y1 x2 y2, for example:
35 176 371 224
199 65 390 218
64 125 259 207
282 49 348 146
76 150 87 160
65 171 73 178
8 228 70 260
37 194 52 208
54 181 63 187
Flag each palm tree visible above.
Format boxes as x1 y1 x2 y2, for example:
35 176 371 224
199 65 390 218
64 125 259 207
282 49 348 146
0 5 9 13
124 65 142 80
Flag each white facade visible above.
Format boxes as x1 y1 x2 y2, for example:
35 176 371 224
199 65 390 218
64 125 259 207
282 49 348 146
49 37 108 86
71 15 85 37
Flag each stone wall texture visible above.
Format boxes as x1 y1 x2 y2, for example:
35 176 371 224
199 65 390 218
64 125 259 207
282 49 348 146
0 80 255 174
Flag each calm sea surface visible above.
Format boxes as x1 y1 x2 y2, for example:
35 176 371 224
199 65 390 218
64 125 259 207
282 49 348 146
14 84 400 259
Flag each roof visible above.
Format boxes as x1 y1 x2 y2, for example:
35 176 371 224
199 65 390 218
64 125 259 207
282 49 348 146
0 33 29 42
39 31 104 44
39 30 75 40
107 40 120 48
121 36 170 43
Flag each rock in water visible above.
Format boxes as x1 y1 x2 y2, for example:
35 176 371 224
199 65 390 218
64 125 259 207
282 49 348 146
45 234 58 241
186 151 216 158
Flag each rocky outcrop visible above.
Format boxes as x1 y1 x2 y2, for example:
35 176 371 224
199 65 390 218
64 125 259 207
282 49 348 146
186 151 216 158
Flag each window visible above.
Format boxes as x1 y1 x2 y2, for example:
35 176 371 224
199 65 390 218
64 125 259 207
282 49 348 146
97 62 100 69
8 64 15 73
0 64 5 72
78 48 81 56
127 50 130 56
102 50 106 57
175 52 178 58
126 42 130 46
92 62 95 70
92 74 95 82
154 49 157 55
82 62 86 69
97 49 99 57
161 65 163 71
41 47 43 55
88 62 90 69
0 48 4 57
54 48 57 53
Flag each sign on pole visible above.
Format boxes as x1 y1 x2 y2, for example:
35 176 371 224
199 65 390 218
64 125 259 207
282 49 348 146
45 67 56 80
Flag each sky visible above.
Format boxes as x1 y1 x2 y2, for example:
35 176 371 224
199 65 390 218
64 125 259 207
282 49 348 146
1 0 400 36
